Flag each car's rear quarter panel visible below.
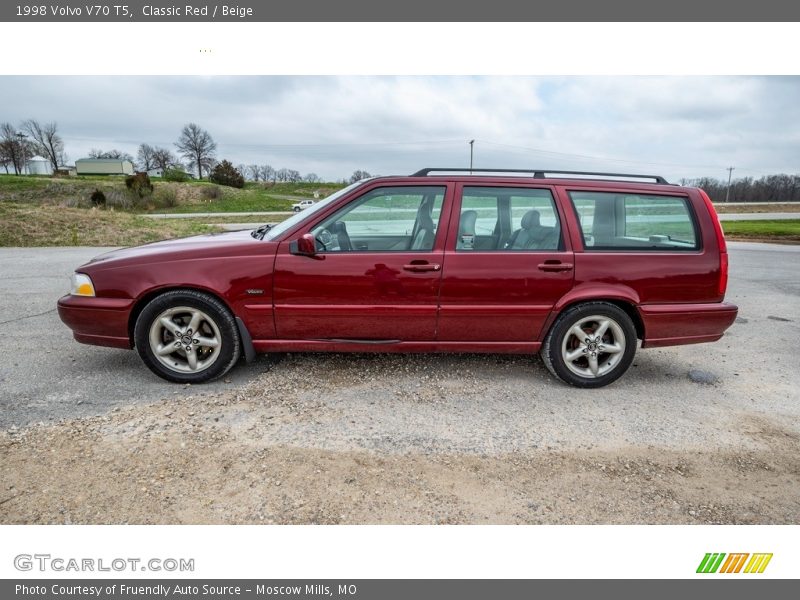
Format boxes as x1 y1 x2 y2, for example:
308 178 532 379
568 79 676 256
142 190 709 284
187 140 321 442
552 185 733 345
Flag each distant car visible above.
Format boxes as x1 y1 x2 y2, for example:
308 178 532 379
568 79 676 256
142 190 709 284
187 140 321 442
292 199 315 212
58 168 737 388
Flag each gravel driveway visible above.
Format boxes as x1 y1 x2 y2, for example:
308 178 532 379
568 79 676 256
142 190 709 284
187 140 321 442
1 242 798 524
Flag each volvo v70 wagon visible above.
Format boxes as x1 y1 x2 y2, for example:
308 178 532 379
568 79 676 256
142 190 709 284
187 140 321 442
58 169 737 387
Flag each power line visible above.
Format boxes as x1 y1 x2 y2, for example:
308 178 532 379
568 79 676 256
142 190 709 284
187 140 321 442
476 139 729 171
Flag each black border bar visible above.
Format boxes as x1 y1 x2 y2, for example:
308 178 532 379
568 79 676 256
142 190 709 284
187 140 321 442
3 579 799 600
3 1 800 22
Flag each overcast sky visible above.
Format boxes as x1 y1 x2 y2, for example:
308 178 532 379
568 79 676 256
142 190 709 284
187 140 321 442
1 76 798 182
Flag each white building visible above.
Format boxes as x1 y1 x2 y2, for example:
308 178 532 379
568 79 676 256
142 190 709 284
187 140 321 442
75 158 135 176
26 156 53 175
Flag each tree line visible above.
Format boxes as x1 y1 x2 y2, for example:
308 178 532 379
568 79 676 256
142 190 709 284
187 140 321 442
680 175 800 203
8 118 794 199
0 120 372 185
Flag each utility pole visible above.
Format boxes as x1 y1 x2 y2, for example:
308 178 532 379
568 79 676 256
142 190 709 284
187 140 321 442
469 140 474 173
724 166 735 203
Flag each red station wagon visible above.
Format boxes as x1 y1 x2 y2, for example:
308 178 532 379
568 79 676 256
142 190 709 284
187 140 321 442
58 169 738 388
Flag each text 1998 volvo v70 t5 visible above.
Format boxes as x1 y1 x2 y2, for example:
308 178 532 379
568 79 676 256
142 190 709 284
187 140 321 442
58 169 737 388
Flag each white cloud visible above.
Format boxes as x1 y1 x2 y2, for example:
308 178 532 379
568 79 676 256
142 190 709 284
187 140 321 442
0 76 797 181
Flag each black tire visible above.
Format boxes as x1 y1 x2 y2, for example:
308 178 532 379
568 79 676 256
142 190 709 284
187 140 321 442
293 207 300 212
541 301 637 388
134 289 241 383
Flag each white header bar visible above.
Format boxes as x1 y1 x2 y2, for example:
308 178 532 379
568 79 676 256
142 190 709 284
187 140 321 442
0 23 799 76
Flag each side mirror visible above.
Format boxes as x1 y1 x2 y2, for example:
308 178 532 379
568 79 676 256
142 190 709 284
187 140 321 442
290 233 317 257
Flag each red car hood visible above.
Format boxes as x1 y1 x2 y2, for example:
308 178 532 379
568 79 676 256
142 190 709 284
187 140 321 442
85 229 260 266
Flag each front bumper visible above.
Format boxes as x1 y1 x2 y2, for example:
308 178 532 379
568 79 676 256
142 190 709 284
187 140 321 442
57 294 135 349
640 302 739 348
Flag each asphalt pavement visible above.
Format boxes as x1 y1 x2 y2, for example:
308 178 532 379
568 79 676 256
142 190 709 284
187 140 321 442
0 242 798 429
0 247 263 427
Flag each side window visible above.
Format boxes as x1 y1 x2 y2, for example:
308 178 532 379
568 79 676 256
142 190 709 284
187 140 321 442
569 191 699 251
457 186 561 251
311 186 445 252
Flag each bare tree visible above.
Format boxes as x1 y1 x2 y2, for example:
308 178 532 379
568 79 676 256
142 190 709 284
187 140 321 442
0 123 31 175
88 148 134 161
22 119 65 171
304 172 322 183
236 163 248 180
349 169 372 183
137 144 156 171
151 147 179 172
247 164 261 182
175 123 216 179
261 164 275 183
0 130 12 173
287 169 302 183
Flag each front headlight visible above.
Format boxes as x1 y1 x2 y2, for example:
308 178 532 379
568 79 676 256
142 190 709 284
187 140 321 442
70 273 96 297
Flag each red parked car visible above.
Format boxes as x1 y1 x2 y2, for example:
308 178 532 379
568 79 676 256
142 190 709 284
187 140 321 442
58 169 737 388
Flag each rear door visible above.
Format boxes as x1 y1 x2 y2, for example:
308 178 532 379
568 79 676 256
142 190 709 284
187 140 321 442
437 183 575 342
273 183 452 341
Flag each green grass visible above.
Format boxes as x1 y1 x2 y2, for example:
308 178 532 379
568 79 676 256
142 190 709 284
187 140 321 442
721 219 800 242
0 174 345 214
0 203 221 247
158 188 292 213
0 174 53 189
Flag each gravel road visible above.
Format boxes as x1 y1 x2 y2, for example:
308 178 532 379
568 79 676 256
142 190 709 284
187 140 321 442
1 242 798 524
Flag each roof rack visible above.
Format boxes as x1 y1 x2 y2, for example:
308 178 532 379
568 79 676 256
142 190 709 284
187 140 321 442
411 168 670 185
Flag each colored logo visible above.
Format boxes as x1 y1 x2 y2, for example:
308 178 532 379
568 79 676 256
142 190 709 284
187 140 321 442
696 553 773 574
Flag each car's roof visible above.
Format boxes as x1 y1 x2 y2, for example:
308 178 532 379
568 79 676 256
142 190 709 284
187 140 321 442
366 174 690 194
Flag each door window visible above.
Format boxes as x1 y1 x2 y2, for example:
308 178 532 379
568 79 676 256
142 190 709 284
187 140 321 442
311 186 445 252
457 187 561 251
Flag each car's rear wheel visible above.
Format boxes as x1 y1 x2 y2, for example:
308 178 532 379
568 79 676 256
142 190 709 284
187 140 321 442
134 290 241 383
542 302 637 388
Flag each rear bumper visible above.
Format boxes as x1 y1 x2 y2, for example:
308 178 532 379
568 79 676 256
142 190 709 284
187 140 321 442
640 302 738 348
57 295 134 349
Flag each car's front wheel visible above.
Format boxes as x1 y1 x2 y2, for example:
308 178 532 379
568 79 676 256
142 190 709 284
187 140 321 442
134 289 241 383
541 302 637 388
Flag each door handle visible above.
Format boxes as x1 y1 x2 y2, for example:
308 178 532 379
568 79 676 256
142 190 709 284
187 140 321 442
403 262 441 272
537 261 574 272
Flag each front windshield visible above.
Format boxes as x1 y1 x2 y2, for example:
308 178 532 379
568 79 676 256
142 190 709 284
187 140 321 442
260 180 369 241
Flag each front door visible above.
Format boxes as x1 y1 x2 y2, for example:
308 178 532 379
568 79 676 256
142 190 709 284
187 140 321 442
273 184 452 341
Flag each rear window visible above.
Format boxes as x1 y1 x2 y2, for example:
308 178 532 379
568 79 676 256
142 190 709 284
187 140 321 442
568 191 699 251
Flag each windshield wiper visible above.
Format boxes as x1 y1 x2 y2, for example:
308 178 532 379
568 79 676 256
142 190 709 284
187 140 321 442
251 223 272 240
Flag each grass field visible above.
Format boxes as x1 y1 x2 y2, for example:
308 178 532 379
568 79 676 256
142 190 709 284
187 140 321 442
0 203 221 247
0 175 345 246
722 219 800 242
0 175 345 214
